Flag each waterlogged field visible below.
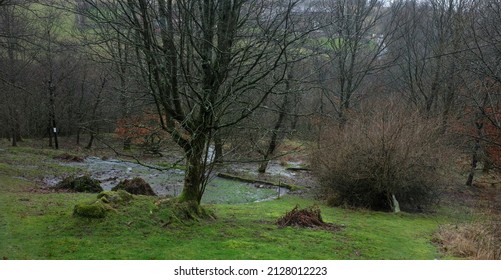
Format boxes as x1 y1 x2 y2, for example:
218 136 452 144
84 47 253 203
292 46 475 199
0 145 461 259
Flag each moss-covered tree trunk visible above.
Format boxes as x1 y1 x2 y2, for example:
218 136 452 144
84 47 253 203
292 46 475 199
179 136 207 204
180 153 203 203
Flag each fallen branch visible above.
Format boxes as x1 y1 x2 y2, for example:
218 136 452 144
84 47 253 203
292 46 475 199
285 166 311 171
216 172 304 191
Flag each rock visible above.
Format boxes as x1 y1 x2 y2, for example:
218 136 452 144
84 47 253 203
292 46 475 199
73 191 133 219
73 201 108 218
112 177 156 196
97 190 133 205
56 176 103 193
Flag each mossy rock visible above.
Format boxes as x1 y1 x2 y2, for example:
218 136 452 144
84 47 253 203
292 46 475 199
73 191 132 219
73 201 109 218
97 190 133 206
56 176 103 193
112 177 156 196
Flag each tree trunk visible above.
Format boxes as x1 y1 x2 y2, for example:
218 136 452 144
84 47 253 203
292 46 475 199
258 76 291 173
52 125 59 150
123 138 131 150
258 160 269 174
76 127 81 145
214 131 223 163
179 142 205 204
48 125 53 148
258 105 286 173
86 133 94 149
466 120 483 186
10 127 17 147
390 193 401 213
8 108 17 147
14 113 21 143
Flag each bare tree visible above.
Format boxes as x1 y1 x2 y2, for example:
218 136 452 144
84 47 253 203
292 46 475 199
461 0 501 182
0 1 33 146
77 0 309 206
314 0 401 124
389 0 471 120
36 9 64 149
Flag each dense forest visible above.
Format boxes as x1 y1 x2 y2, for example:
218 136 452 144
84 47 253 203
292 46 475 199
0 0 500 260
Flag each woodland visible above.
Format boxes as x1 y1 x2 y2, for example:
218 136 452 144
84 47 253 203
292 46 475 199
0 0 500 260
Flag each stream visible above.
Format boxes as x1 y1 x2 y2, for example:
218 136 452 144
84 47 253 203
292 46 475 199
48 157 292 204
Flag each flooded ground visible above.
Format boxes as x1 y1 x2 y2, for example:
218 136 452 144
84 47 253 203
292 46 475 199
47 157 296 204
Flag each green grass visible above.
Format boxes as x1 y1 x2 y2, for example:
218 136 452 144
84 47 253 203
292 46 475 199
0 181 444 259
0 146 452 259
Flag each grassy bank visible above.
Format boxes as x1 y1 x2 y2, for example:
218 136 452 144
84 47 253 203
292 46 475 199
0 146 452 259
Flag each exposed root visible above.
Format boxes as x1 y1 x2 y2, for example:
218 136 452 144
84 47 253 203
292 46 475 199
155 198 216 226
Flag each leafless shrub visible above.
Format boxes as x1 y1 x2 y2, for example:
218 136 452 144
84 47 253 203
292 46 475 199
311 99 451 211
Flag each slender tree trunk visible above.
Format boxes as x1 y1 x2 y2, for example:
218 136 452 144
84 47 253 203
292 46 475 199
123 138 131 150
214 129 223 163
51 122 59 150
10 127 17 147
14 112 21 143
76 127 81 145
258 91 290 173
466 120 483 186
47 29 59 150
86 133 94 149
8 107 17 147
48 125 53 148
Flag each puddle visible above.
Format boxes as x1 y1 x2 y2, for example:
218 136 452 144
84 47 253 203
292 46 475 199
49 157 290 204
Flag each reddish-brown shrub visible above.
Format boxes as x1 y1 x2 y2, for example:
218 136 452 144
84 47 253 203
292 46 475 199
311 100 451 212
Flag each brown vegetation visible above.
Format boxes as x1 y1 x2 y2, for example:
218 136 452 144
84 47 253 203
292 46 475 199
276 205 341 231
55 176 103 193
112 177 156 196
53 153 84 162
435 221 500 260
311 100 452 212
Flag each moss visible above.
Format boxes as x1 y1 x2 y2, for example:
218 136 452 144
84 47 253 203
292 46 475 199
73 191 132 219
56 176 103 193
97 190 133 206
73 201 108 218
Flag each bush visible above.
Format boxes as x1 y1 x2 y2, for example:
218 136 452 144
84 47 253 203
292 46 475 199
312 100 450 212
